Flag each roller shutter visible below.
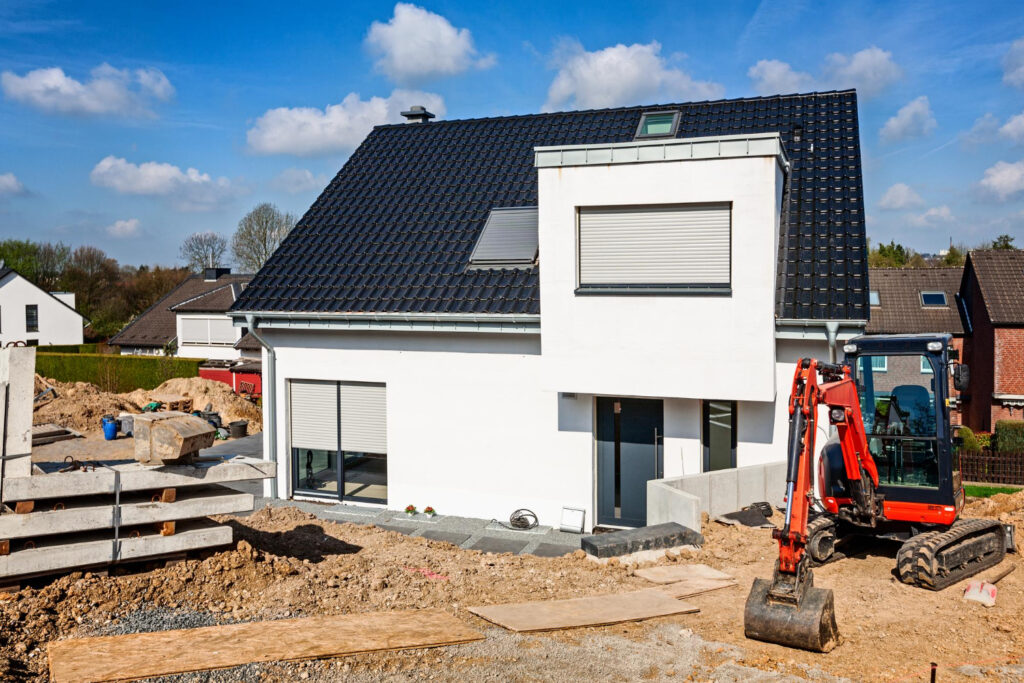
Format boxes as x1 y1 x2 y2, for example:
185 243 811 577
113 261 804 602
289 381 338 451
578 204 731 286
180 318 208 344
339 382 387 454
208 318 237 344
469 207 539 268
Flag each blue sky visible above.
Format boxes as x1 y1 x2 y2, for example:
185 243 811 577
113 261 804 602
1 0 1024 266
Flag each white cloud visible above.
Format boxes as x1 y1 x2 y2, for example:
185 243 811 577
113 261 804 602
90 156 243 211
999 111 1024 143
961 113 1000 147
979 160 1024 201
1003 37 1024 89
880 96 937 143
747 59 814 95
544 39 723 111
878 183 924 210
908 205 953 227
0 172 26 196
246 89 445 157
823 46 902 98
105 218 140 237
365 2 495 85
271 168 329 194
1 63 173 117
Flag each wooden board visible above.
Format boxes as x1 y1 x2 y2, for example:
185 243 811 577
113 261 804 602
48 608 482 683
655 578 737 599
467 590 697 633
634 563 733 584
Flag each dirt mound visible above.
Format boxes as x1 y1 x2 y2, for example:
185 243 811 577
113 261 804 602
965 490 1024 521
32 375 261 434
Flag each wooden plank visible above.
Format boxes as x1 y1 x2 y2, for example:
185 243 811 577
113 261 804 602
634 563 734 584
48 608 483 683
655 578 736 599
467 590 698 633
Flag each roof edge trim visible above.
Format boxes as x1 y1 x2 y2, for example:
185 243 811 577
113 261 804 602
231 310 539 334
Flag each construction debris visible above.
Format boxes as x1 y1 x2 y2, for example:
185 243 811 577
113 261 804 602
30 423 82 447
132 411 215 465
963 564 1016 607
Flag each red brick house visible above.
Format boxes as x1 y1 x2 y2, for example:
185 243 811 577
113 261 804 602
959 250 1024 431
867 267 966 423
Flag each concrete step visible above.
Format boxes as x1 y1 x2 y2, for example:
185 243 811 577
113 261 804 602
581 522 704 558
0 486 252 540
3 456 274 502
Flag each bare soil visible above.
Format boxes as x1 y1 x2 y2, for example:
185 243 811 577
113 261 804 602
33 375 262 434
0 500 1020 681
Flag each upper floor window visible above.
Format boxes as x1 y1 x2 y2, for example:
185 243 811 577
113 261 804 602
920 291 947 307
180 316 236 346
25 304 38 333
869 290 880 306
635 111 680 139
577 203 731 293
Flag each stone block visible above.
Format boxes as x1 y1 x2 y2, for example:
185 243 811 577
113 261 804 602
581 522 703 559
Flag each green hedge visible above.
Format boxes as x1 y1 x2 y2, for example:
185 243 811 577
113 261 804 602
994 420 1024 454
36 353 202 393
957 426 982 454
39 343 101 354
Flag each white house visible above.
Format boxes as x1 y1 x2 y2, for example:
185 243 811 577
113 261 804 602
111 268 252 360
231 92 869 531
0 266 85 347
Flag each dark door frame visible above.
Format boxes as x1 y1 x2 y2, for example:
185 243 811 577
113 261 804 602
596 396 664 528
701 400 737 471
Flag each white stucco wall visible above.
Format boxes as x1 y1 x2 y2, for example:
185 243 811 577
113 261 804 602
262 325 831 531
537 154 784 402
0 272 84 347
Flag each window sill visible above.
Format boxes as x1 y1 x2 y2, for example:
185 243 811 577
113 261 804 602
575 285 732 296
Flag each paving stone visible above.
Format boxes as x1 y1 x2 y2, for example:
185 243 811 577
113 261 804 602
527 543 577 558
419 530 472 546
469 537 529 555
374 523 416 535
581 522 703 559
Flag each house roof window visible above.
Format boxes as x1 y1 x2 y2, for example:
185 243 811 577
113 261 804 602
635 111 680 139
920 291 947 307
869 290 880 306
468 207 538 269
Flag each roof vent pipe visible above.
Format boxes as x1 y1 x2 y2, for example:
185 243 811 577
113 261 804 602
401 105 435 123
245 314 278 499
825 320 839 364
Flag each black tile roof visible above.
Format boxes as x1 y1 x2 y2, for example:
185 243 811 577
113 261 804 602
233 91 867 320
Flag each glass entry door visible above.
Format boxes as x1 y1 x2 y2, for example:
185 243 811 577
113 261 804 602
596 397 664 528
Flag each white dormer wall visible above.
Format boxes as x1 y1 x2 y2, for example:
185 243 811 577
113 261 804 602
175 313 242 360
0 272 84 347
536 134 786 402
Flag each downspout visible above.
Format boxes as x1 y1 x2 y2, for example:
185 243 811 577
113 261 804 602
245 314 278 498
825 320 840 364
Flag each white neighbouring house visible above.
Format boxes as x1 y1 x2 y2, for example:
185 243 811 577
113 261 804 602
231 92 869 531
0 266 85 347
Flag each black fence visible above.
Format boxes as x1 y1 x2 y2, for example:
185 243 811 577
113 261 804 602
959 450 1024 486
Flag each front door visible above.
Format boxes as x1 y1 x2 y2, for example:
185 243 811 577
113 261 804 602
596 397 663 528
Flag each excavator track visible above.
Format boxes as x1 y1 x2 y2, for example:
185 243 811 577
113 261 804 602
896 518 1006 591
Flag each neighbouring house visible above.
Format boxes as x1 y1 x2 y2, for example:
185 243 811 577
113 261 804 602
866 267 966 423
230 91 868 530
0 266 85 347
959 250 1024 431
110 268 252 360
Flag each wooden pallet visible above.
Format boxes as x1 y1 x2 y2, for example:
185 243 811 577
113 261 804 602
148 393 193 412
30 423 83 447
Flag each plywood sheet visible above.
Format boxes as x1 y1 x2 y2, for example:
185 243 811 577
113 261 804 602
635 563 733 584
467 590 697 633
48 608 482 683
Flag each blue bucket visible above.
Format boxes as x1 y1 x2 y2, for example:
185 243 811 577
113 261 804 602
102 417 118 441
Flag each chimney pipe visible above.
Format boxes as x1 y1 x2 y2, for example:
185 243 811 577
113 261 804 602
401 105 435 123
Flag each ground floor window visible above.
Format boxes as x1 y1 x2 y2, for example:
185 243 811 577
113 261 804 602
289 379 388 504
702 400 736 471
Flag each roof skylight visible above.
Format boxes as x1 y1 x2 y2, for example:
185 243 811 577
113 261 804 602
635 111 680 139
468 207 538 269
920 291 947 307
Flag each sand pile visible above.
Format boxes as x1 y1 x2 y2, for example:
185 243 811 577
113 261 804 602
33 375 262 434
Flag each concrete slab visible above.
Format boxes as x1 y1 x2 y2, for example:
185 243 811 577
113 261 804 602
0 486 253 539
737 466 766 507
469 537 528 555
0 521 231 579
373 523 415 535
483 521 552 535
392 513 440 524
3 456 275 502
1 348 35 478
708 469 739 517
528 543 576 558
581 522 703 558
418 530 472 546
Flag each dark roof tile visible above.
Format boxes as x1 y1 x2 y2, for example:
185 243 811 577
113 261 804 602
865 268 964 335
967 250 1024 324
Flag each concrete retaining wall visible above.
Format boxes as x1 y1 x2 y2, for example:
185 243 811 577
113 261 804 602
647 462 787 531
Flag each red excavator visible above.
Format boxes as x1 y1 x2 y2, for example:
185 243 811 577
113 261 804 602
744 333 1010 652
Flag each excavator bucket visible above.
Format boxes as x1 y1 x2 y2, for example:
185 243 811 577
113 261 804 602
744 570 839 653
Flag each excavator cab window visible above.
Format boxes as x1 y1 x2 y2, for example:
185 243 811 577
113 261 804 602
854 354 940 490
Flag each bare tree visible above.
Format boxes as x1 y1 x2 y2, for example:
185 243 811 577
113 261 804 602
231 202 296 272
180 231 228 272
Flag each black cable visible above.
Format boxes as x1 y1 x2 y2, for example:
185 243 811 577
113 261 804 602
491 508 538 531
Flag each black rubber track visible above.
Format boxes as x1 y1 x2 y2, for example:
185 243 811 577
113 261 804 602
896 518 1006 591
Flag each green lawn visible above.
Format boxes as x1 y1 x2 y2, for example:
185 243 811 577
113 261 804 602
964 484 1022 498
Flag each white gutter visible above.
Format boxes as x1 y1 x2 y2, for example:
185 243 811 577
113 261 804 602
231 310 540 334
244 314 278 499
